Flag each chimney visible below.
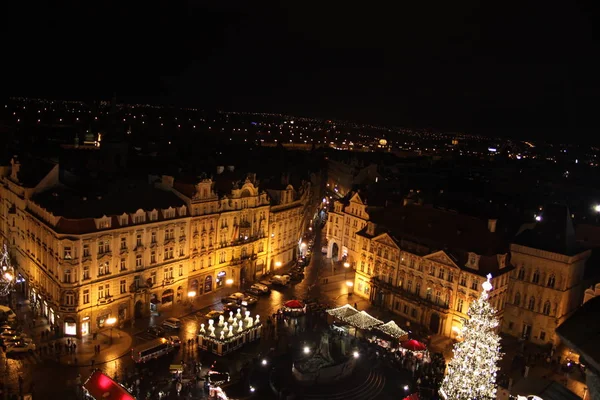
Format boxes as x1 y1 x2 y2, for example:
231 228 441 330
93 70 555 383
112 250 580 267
488 219 497 233
10 156 20 183
216 166 225 174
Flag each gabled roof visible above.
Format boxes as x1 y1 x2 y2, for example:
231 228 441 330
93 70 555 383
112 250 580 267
513 204 584 256
423 250 460 269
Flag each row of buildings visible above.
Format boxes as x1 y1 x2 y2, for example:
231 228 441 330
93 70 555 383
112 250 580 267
0 157 318 337
326 190 597 347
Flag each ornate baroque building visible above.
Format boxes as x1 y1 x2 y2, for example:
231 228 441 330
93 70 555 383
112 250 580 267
326 192 512 338
0 159 311 337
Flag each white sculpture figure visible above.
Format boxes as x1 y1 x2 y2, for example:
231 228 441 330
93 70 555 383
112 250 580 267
218 315 225 327
227 325 234 337
220 329 225 340
235 308 242 320
224 322 229 332
246 312 253 328
255 315 260 325
200 323 206 333
228 311 234 324
238 320 244 333
208 320 215 337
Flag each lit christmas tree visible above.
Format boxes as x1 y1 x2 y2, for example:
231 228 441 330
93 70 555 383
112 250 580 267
439 273 502 400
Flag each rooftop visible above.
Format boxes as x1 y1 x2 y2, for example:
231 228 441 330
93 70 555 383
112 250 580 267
31 184 185 219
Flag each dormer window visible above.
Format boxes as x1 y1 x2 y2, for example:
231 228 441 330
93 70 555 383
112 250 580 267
119 214 128 226
149 210 158 221
96 216 111 229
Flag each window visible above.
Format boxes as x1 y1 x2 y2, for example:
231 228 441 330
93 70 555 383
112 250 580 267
448 271 454 283
514 292 521 306
165 247 174 260
120 258 126 271
136 234 142 247
426 288 432 301
98 263 106 276
540 331 546 341
407 280 412 292
547 274 555 288
528 296 535 311
64 269 71 283
411 308 417 318
65 292 74 306
398 279 403 289
403 304 409 314
164 266 173 280
151 251 156 264
179 247 184 257
120 279 126 294
532 270 540 284
83 289 89 304
136 254 142 268
429 265 435 276
438 269 444 279
543 301 551 315
151 231 157 243
83 244 90 257
83 265 90 280
457 298 464 313
415 282 421 296
459 275 467 286
150 271 157 285
471 280 479 290
98 285 105 300
120 237 127 250
219 252 226 263
435 291 441 304
518 268 525 280
179 264 183 276
63 246 72 259
258 242 264 252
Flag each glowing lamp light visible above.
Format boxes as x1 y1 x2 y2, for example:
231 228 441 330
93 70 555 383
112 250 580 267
4 273 13 282
353 351 359 358
106 317 117 326
225 279 234 285
301 243 307 248
188 291 197 298
594 204 600 213
261 359 268 366
275 262 282 267
303 346 310 354
346 281 354 287
403 385 409 391
343 262 350 268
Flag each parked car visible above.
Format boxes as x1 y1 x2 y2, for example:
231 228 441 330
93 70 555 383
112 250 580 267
240 296 258 307
168 336 181 347
272 275 291 286
4 337 32 348
147 326 165 337
250 283 270 294
225 292 245 303
245 287 262 297
204 310 224 320
6 341 36 354
162 318 182 329
223 302 240 314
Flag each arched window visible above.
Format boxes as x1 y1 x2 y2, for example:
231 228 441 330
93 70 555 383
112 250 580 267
517 268 525 280
532 270 540 284
543 301 551 315
514 292 521 306
528 296 536 310
547 274 555 288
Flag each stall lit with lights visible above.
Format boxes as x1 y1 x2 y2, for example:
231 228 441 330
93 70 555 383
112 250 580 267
197 309 262 356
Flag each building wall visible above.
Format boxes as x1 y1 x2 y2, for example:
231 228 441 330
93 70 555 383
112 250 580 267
0 171 312 338
502 243 591 346
325 195 511 339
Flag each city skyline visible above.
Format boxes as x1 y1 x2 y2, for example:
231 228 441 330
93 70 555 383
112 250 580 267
5 2 599 142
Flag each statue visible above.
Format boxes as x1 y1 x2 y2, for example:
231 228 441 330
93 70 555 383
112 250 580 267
208 320 215 337
238 320 243 333
236 308 242 320
228 311 234 324
227 325 234 338
200 323 206 334
220 329 225 340
218 315 225 327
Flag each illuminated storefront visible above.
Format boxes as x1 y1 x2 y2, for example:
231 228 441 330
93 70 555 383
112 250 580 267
64 317 77 336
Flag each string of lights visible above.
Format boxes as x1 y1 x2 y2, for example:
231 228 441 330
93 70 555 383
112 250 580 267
0 244 16 297
439 273 503 400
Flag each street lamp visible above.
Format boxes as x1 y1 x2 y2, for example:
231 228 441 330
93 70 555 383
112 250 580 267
346 281 354 296
225 279 234 286
344 262 350 281
106 317 117 345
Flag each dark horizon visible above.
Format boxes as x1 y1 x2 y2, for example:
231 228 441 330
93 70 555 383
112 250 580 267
5 2 600 142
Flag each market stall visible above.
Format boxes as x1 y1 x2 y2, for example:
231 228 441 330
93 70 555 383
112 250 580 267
344 310 384 330
83 370 135 400
282 300 306 316
326 304 359 320
375 320 409 341
197 311 262 356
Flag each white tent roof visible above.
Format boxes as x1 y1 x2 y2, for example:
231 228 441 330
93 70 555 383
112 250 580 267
375 320 408 339
326 304 359 320
344 310 384 330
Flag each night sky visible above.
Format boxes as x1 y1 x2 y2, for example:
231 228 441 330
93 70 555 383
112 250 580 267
5 2 599 140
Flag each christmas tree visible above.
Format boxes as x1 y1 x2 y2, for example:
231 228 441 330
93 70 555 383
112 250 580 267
439 273 502 400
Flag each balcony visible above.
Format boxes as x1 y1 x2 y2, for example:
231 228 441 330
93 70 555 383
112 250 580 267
164 237 175 245
97 251 112 261
59 305 77 313
370 277 450 312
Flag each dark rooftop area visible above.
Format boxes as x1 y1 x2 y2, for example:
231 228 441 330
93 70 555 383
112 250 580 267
32 184 185 219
